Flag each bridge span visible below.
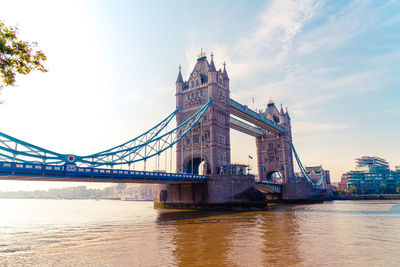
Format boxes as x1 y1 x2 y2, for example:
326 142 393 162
0 50 330 208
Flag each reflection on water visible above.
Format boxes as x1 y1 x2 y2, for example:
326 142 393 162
1 199 400 266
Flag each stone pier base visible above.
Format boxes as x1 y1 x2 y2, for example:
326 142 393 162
154 175 267 210
281 182 322 202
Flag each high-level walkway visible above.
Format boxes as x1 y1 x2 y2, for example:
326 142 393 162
229 99 285 134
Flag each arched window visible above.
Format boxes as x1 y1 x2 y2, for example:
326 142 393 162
191 81 194 87
196 80 199 86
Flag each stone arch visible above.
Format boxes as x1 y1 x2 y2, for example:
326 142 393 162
183 155 210 175
266 170 283 182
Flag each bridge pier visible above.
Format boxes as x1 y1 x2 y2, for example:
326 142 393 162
154 175 267 210
281 182 322 202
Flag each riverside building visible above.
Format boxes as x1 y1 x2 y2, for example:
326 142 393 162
341 156 400 193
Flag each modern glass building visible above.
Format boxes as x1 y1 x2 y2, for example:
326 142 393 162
342 156 400 193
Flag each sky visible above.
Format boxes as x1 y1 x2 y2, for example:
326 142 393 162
0 0 399 190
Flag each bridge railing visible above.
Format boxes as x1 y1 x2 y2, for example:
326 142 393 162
0 161 207 180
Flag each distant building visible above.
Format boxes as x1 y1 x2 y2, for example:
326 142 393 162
341 156 400 193
356 156 389 168
121 184 157 200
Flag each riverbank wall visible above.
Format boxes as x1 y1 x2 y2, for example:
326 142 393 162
331 194 400 200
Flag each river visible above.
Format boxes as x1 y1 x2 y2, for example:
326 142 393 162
1 199 399 266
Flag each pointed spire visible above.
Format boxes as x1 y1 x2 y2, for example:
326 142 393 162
223 61 229 80
286 106 291 119
209 52 216 72
176 65 183 83
280 104 284 115
268 97 274 105
198 48 206 60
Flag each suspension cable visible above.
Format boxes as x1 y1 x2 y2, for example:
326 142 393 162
200 120 203 175
191 125 194 174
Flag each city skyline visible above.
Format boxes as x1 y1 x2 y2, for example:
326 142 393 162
1 0 399 190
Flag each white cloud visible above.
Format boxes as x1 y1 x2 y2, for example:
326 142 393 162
185 0 321 84
236 0 320 55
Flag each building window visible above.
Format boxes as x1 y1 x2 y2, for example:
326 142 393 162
268 143 274 150
193 135 199 144
276 157 279 161
196 92 199 97
217 113 225 124
218 135 225 144
200 91 204 96
186 138 190 145
191 81 194 88
187 95 190 100
196 80 199 86
191 93 194 98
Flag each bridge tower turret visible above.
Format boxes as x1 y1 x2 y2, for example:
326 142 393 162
255 100 294 183
175 50 231 175
176 65 184 110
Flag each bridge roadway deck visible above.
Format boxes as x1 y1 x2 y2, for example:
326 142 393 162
255 181 282 193
0 162 207 184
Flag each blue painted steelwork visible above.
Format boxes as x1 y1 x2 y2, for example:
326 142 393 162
0 99 211 168
84 108 177 158
0 108 177 165
255 181 282 193
78 98 211 167
0 161 207 183
229 117 264 137
292 144 325 189
229 99 285 134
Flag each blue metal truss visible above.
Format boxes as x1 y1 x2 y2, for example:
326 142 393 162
78 99 211 167
292 144 325 188
0 99 211 168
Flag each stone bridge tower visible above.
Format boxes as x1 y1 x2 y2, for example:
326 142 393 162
175 50 230 175
255 100 294 183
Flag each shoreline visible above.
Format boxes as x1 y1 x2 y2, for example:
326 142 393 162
329 194 400 200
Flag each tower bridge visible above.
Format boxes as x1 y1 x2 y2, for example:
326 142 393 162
0 50 329 208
